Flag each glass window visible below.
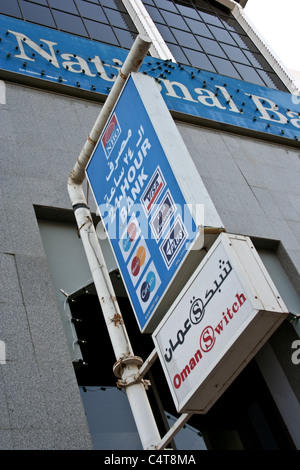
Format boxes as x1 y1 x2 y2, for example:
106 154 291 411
143 4 166 23
111 0 128 13
48 0 78 15
53 10 87 36
2 0 138 50
153 0 178 12
184 48 216 72
19 0 56 27
234 62 265 86
160 10 187 29
76 0 106 22
185 17 214 39
28 0 48 5
221 44 250 65
171 29 201 49
221 15 245 34
156 23 177 43
192 0 212 11
244 50 274 72
230 32 258 52
208 25 237 45
80 387 142 450
97 0 116 6
199 10 224 27
208 55 240 79
139 0 287 90
257 70 285 90
84 18 119 45
114 28 137 49
166 42 191 64
0 0 22 18
176 3 201 20
104 8 134 30
198 37 226 58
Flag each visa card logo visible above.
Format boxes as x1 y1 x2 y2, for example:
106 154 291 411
101 113 121 159
141 167 165 216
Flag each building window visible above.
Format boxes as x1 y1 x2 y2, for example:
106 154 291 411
142 0 288 91
0 0 139 49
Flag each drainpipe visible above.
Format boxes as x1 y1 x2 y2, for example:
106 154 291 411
68 34 161 450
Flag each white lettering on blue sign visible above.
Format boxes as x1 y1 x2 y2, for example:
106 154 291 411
1 14 300 144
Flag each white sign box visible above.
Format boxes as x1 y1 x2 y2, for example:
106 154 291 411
152 233 288 414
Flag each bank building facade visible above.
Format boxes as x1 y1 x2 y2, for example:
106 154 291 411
0 0 300 450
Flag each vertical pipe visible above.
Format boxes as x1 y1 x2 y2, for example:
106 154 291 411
68 35 161 449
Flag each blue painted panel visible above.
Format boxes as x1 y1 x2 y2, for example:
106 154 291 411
86 75 197 331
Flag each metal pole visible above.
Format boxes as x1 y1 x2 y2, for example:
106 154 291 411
68 35 161 450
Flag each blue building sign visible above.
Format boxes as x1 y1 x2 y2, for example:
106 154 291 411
86 74 198 332
1 15 300 145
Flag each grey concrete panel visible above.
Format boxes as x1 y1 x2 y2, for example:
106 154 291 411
37 361 91 430
53 428 94 450
0 254 23 304
14 254 58 308
251 187 283 219
0 302 35 362
0 431 13 450
0 177 45 257
9 429 55 450
0 375 10 430
0 209 14 254
24 302 71 363
2 361 49 429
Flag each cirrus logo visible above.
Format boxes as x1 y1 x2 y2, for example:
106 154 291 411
140 271 156 303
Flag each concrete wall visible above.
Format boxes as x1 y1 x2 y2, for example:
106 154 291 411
177 121 300 280
0 82 98 449
1 80 299 449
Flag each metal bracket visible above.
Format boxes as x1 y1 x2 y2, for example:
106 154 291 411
116 376 151 391
113 355 144 378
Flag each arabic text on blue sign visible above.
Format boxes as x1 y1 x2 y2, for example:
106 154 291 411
86 75 197 331
1 14 300 145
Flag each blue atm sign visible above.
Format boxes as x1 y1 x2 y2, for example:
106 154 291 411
86 74 198 332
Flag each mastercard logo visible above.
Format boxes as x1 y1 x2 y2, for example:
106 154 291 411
131 245 146 277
